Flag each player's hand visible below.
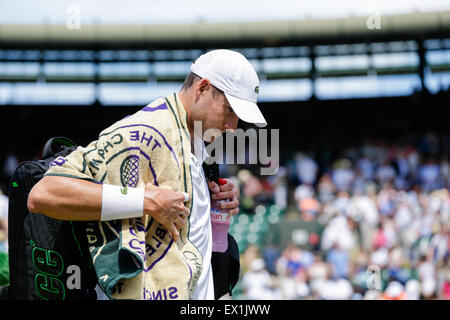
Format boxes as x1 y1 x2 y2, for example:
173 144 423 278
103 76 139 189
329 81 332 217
143 183 190 242
207 178 240 216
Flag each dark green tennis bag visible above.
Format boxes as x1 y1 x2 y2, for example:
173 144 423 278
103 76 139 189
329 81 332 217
3 137 97 300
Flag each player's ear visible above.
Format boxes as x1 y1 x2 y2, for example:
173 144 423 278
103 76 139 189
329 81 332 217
197 78 211 97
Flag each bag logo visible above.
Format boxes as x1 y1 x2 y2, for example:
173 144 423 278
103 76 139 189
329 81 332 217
31 243 82 300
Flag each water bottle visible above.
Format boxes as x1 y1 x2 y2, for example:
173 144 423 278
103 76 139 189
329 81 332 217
211 178 231 252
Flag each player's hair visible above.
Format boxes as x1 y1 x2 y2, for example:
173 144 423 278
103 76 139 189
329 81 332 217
181 72 201 90
181 71 222 98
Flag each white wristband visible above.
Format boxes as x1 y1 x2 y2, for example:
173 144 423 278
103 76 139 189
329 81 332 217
101 184 145 221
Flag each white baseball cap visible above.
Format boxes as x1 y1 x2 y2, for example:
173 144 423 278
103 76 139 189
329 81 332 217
190 49 267 127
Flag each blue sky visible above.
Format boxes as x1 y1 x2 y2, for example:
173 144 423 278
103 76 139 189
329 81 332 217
1 0 450 25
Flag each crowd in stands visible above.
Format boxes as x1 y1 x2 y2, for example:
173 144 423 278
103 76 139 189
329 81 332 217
234 132 449 300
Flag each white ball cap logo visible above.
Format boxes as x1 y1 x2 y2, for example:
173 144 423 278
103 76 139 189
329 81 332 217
191 49 267 127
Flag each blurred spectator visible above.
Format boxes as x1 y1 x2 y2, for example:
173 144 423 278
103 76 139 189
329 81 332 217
377 184 397 217
326 243 350 279
294 184 315 204
417 254 437 298
0 190 8 253
294 269 311 299
348 188 378 251
441 272 450 300
418 158 441 192
262 242 281 275
240 244 260 275
321 214 356 251
430 223 449 263
316 173 336 203
298 197 320 222
276 244 313 276
241 258 281 300
333 191 351 216
294 152 319 186
272 166 288 210
238 169 263 211
331 159 354 192
356 156 374 181
318 276 353 300
405 145 420 179
292 199 323 251
308 252 329 284
439 157 449 188
405 279 421 300
3 152 18 181
380 281 408 300
375 159 396 186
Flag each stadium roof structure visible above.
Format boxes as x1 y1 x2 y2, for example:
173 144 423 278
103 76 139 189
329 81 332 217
1 10 449 49
0 8 449 105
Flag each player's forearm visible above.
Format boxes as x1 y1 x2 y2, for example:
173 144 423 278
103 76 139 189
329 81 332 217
27 176 190 242
27 175 103 221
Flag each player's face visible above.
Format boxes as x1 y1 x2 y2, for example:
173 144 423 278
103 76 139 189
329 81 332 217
209 85 239 132
195 81 239 136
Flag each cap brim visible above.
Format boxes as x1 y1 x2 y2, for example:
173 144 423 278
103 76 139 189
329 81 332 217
224 93 267 127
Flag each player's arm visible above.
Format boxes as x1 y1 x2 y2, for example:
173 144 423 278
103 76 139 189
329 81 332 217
27 175 189 241
28 175 102 221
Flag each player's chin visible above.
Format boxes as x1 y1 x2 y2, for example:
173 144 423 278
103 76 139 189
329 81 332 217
203 127 226 142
